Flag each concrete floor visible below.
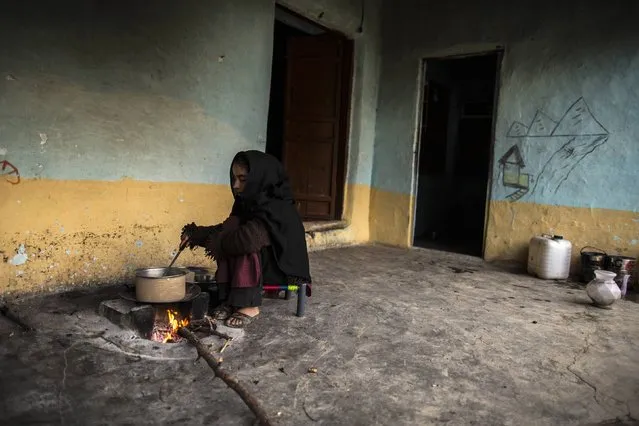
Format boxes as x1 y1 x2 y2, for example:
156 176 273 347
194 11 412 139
1 245 638 426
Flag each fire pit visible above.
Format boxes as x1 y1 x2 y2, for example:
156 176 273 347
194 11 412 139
98 293 208 342
99 267 219 343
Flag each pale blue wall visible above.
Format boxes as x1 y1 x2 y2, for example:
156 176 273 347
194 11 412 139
491 41 639 211
0 0 274 184
0 0 380 188
374 0 639 212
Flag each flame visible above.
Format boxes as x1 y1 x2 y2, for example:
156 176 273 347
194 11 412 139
161 309 189 343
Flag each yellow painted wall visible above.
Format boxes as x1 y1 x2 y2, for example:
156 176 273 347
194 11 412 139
369 187 414 247
0 179 231 294
6 178 636 295
0 179 371 294
342 183 371 242
304 184 371 250
485 200 639 273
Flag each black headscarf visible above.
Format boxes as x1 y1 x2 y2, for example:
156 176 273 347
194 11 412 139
230 150 311 283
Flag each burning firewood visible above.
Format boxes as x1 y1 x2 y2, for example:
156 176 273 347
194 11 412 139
177 327 273 426
150 309 189 343
151 310 234 344
188 316 233 341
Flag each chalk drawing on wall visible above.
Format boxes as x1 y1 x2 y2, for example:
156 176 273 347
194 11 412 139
1 160 20 185
498 145 531 202
502 97 608 201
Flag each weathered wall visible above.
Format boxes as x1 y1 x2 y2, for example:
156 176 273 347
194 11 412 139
1 0 275 183
373 0 639 267
0 0 381 294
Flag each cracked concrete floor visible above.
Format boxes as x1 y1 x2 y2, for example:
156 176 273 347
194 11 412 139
1 245 638 426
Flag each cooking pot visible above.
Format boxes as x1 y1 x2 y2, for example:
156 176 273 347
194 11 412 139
176 266 216 284
135 267 186 303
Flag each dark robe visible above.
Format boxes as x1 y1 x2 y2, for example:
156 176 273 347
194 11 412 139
182 150 311 307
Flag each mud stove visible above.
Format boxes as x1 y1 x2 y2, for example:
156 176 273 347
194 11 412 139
98 270 221 343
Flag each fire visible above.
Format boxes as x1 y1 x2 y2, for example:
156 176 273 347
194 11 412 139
150 309 189 343
163 309 189 343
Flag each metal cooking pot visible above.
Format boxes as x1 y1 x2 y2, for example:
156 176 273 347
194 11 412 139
605 255 636 274
580 246 607 283
177 266 216 284
135 267 186 303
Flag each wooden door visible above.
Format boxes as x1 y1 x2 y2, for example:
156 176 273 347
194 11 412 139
282 34 350 220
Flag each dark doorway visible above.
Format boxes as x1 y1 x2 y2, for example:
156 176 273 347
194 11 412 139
266 6 353 221
413 52 501 256
265 19 306 163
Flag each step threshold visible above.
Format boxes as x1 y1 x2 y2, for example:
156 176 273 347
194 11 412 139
303 220 348 233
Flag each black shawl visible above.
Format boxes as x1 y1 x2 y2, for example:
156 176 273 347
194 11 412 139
230 150 311 283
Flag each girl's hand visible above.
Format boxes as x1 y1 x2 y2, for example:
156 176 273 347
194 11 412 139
180 234 190 249
180 222 199 248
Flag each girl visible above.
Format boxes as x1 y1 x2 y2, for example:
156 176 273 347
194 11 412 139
181 150 311 328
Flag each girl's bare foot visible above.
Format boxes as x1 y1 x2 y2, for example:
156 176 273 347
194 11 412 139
225 307 260 328
236 306 259 317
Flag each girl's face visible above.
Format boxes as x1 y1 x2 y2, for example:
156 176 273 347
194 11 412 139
232 162 249 196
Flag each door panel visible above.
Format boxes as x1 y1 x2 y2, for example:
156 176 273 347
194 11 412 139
283 34 347 220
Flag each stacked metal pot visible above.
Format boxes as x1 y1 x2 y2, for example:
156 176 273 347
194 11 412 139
580 247 636 291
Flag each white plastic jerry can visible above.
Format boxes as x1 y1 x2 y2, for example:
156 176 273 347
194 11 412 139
527 234 572 280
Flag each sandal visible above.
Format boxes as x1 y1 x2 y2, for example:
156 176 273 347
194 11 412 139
211 304 233 320
225 311 260 329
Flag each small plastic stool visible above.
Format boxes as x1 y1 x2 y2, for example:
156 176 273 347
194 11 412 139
262 283 310 317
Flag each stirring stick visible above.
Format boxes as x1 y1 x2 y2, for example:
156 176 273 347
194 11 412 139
163 237 188 276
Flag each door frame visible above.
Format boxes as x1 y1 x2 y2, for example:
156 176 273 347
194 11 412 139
274 4 354 221
410 49 504 257
409 60 427 245
482 50 504 257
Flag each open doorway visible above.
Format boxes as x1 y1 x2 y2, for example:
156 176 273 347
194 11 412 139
266 6 353 221
413 52 501 256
